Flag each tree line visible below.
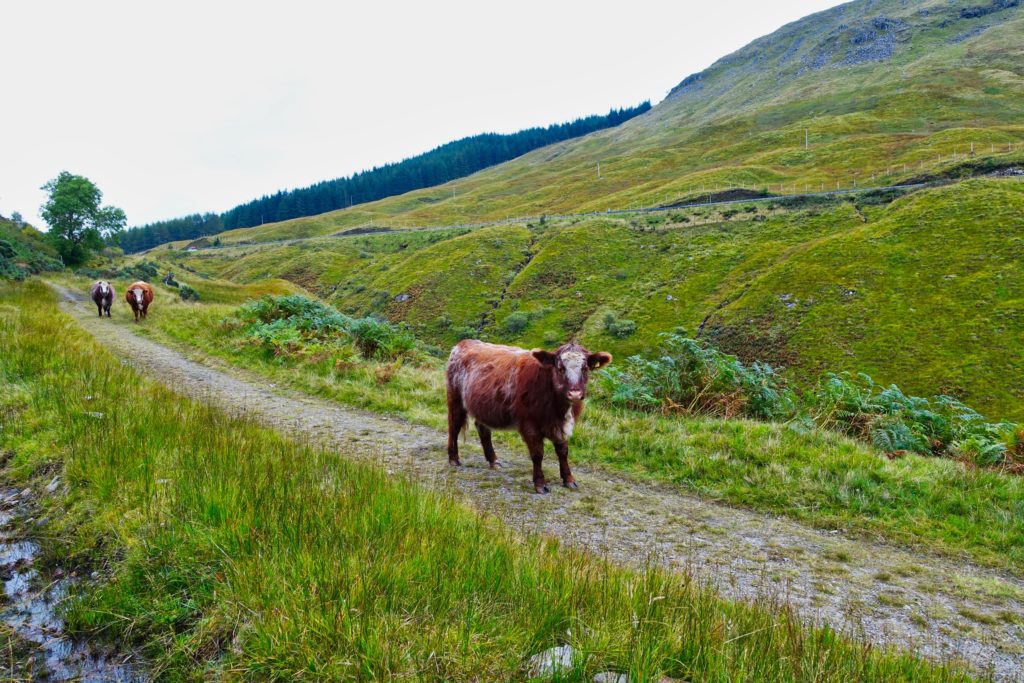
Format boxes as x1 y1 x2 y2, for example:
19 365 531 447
119 103 651 253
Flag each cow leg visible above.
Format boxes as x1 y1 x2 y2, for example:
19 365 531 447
476 422 501 468
555 441 577 490
446 390 466 466
96 303 102 317
522 431 549 494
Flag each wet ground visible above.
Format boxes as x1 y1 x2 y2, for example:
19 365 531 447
0 486 148 681
52 284 1024 681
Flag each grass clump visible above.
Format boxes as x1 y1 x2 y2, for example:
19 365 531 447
0 279 979 681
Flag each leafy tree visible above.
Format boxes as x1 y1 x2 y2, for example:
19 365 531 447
40 171 126 265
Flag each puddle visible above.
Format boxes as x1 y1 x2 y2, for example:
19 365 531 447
0 487 149 681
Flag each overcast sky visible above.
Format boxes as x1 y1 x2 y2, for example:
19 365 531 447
2 0 841 227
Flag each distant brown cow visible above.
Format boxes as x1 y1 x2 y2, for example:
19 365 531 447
446 340 612 493
90 280 114 317
125 281 154 322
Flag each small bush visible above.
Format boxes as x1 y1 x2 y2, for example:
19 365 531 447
603 312 637 339
503 311 531 335
453 326 477 341
179 284 200 302
0 256 27 280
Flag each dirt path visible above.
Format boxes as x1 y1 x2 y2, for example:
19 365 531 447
55 285 1024 681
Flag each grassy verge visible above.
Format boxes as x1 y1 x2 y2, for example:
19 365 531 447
87 279 1024 575
0 282 980 681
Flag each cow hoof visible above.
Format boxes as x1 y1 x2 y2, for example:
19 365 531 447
563 480 578 490
448 458 462 467
489 460 503 469
535 484 551 494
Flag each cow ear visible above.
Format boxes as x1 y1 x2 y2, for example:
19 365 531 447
587 352 612 370
532 349 557 366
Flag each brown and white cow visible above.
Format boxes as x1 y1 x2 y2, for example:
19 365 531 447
446 339 612 493
125 281 154 322
90 280 114 318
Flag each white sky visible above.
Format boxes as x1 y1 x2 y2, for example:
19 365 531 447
2 0 841 227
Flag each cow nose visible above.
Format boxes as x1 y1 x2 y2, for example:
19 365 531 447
568 391 583 401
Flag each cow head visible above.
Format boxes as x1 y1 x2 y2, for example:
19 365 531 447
131 288 145 305
532 343 612 403
97 281 110 295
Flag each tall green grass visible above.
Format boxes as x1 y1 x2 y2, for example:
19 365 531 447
0 282 979 681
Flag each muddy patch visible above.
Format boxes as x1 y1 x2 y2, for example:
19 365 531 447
0 487 148 681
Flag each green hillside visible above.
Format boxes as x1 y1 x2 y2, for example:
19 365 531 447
145 0 1024 419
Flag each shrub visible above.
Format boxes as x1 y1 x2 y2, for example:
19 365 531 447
179 284 200 302
0 239 15 259
503 311 531 335
453 326 477 341
0 256 27 280
603 312 637 339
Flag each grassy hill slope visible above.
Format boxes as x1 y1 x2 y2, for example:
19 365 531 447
153 177 1024 419
706 179 1024 417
